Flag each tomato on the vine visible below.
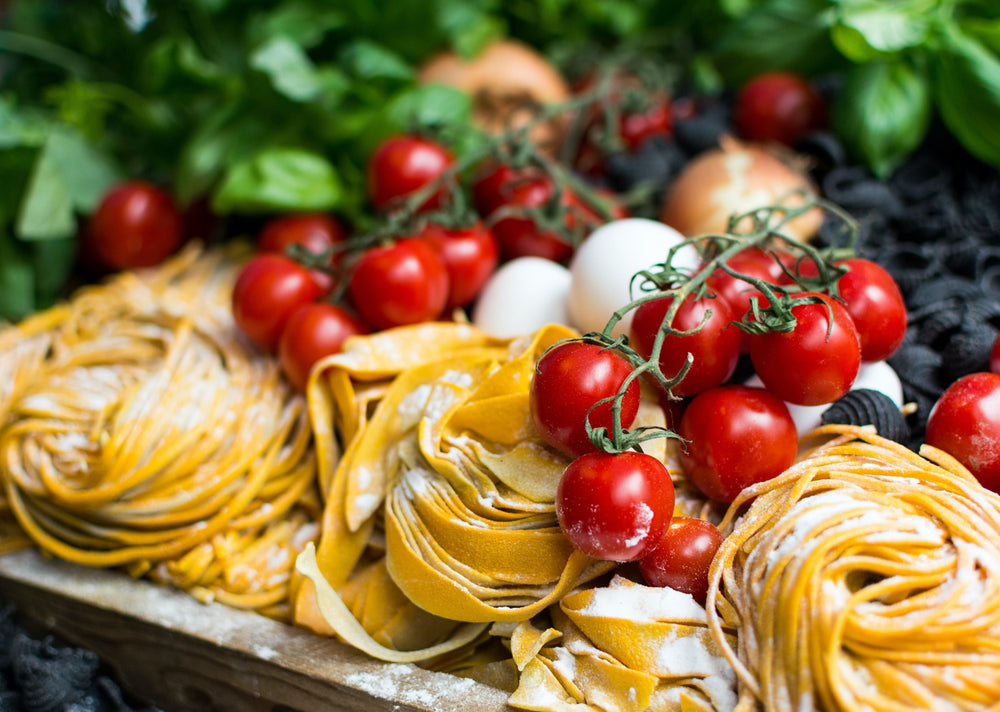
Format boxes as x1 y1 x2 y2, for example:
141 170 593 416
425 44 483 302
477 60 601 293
748 292 861 406
557 450 675 562
258 212 347 258
925 372 1000 494
733 71 827 146
829 258 907 362
638 517 723 603
530 341 640 458
88 180 184 271
418 221 499 310
678 384 797 503
278 302 369 391
348 238 449 330
367 135 454 212
629 292 741 398
488 174 579 263
232 254 327 352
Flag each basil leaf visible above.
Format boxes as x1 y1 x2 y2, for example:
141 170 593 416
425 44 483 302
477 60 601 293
17 128 121 240
0 231 36 322
712 0 840 84
830 0 932 62
250 36 324 102
930 25 1000 168
340 39 414 82
250 2 346 50
32 236 77 310
832 59 931 178
211 147 342 214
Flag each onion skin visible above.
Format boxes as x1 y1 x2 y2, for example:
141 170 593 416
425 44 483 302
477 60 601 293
660 137 823 242
418 39 570 149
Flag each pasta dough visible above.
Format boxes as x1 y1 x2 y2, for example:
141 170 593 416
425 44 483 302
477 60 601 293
0 245 320 619
707 425 1000 712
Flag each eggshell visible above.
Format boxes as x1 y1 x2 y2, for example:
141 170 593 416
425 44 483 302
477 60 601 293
472 257 573 338
567 218 700 337
745 360 905 436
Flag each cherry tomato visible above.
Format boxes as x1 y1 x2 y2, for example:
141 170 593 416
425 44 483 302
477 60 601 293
88 181 184 270
367 135 454 212
638 517 723 603
678 385 798 503
749 292 861 406
530 341 640 458
629 293 741 398
734 71 827 146
278 302 369 391
489 174 579 263
418 222 500 310
991 335 1000 375
557 450 675 562
831 258 907 362
258 212 347 257
232 254 327 352
575 87 673 174
472 162 528 218
348 238 449 330
706 246 794 352
925 372 1000 494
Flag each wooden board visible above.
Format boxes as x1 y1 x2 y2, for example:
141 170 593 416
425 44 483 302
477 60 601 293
0 549 512 712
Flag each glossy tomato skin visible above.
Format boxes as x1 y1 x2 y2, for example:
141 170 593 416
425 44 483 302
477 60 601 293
926 372 1000 494
749 292 861 406
734 71 827 146
629 293 740 397
832 258 907 362
367 135 454 212
530 341 640 458
348 238 449 330
232 254 326 352
489 175 577 263
258 212 346 257
557 450 675 562
678 385 798 502
472 162 527 218
418 222 499 310
89 181 184 270
638 517 723 604
278 302 369 391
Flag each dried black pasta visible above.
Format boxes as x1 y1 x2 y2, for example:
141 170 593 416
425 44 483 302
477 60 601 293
821 389 910 444
940 323 998 381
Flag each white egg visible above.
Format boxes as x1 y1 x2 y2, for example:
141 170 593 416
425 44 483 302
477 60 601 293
745 360 905 436
472 257 573 338
567 218 700 337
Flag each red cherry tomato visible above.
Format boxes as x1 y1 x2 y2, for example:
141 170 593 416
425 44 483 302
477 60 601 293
706 246 794 352
348 238 449 330
734 71 827 146
831 258 907 362
418 222 499 310
557 450 675 562
258 212 347 257
278 302 369 391
472 162 528 218
367 135 454 212
575 88 673 174
749 292 861 406
925 372 1000 494
991 334 1000 375
530 341 640 458
489 174 578 263
638 517 723 604
678 385 798 502
232 254 327 352
88 181 184 270
629 293 741 398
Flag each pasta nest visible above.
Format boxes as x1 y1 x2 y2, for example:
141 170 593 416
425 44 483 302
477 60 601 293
708 425 1000 712
0 245 320 619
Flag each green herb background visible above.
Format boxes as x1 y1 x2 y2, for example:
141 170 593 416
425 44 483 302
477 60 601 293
1 0 998 322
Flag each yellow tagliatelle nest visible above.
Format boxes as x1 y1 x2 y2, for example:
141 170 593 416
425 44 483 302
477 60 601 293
0 245 320 620
707 425 1000 712
293 321 737 710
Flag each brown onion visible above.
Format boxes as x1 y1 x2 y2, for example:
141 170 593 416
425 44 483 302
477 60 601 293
660 136 823 242
418 39 570 149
